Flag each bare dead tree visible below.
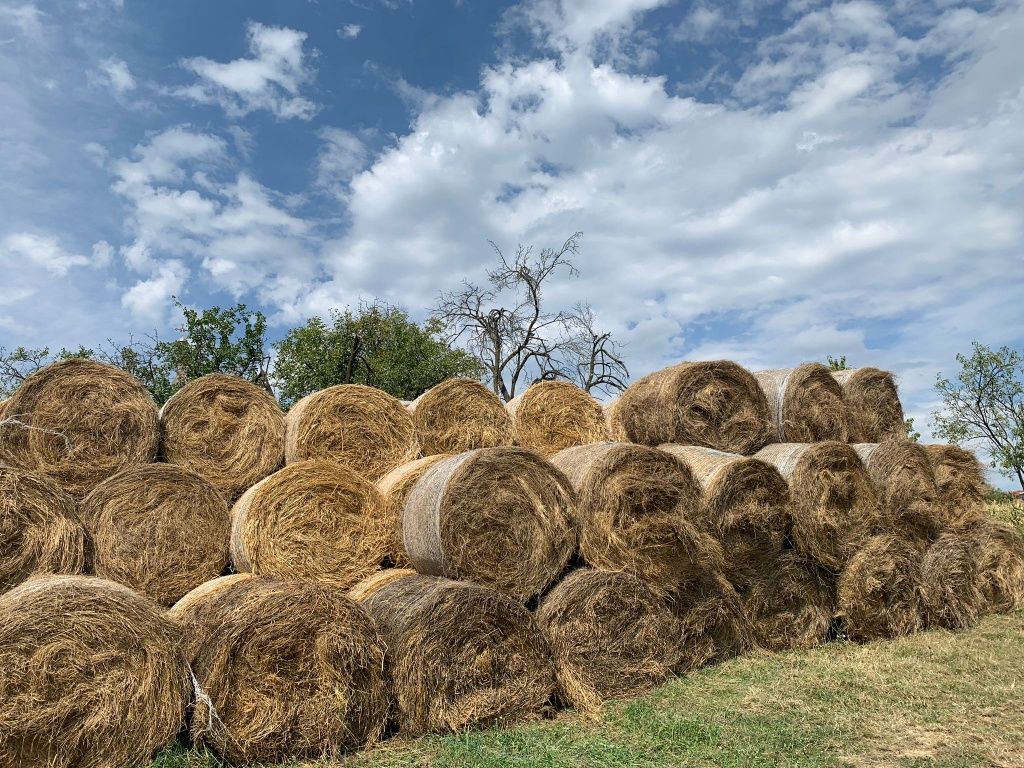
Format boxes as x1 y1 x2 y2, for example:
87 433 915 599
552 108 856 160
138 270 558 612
562 303 630 395
434 232 629 400
434 233 582 400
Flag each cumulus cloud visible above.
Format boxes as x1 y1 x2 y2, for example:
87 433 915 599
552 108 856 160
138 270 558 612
504 0 672 55
94 56 135 96
121 259 188 321
109 125 317 315
316 127 369 199
175 21 318 119
1 232 90 275
338 24 362 39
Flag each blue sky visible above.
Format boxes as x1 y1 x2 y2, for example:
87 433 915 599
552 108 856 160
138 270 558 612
1 0 1023 481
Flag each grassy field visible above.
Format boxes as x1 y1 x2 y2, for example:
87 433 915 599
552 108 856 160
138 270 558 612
150 501 1024 768
150 608 1024 768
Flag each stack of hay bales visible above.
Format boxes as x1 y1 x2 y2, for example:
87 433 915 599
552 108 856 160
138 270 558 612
1 353 1022 768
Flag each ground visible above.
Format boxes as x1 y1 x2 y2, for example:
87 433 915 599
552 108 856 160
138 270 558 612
150 503 1024 768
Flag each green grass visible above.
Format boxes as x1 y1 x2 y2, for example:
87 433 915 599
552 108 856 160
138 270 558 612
148 609 1024 768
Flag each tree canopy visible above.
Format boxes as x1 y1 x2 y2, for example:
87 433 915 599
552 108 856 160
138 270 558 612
272 303 481 406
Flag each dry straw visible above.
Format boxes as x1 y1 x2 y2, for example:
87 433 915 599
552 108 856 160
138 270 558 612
375 454 450 567
744 551 835 651
831 367 905 442
753 363 850 443
659 445 790 589
230 459 389 589
537 568 682 714
506 380 609 456
409 378 514 455
159 373 285 501
354 572 555 735
755 442 880 572
956 517 1024 613
924 444 988 525
0 466 89 593
603 398 627 440
852 440 945 539
171 576 389 765
0 575 189 768
672 572 755 672
286 384 416 481
550 442 720 588
0 358 158 498
346 567 417 602
837 534 925 640
402 447 576 601
611 361 773 454
921 531 985 629
79 464 230 606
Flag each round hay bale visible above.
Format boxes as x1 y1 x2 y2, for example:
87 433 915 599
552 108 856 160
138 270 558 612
173 576 389 764
755 442 880 572
79 464 230 606
611 361 773 454
550 442 720 588
354 572 555 735
0 358 158 498
924 444 988 525
659 445 790 589
347 567 417 602
0 575 189 768
852 440 944 539
921 531 985 629
744 551 835 651
536 568 681 714
230 460 389 589
403 447 575 600
1 466 89 593
831 367 905 442
506 381 609 456
166 573 254 621
409 378 513 455
955 518 1024 613
376 454 450 566
603 397 627 440
285 384 416 481
837 534 925 640
671 572 755 671
159 373 285 501
754 364 849 443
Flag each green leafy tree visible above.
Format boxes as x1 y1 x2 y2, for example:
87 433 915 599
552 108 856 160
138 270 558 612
904 417 921 443
933 342 1024 489
273 302 481 407
826 354 849 371
0 345 96 398
158 300 271 391
1 301 270 405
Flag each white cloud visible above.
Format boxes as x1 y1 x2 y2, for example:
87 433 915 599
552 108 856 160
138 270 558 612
109 126 317 315
1 232 90 275
94 56 135 96
91 239 113 267
121 260 188 321
175 21 319 120
673 5 722 42
505 0 673 54
316 127 369 199
338 23 362 39
0 4 45 41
